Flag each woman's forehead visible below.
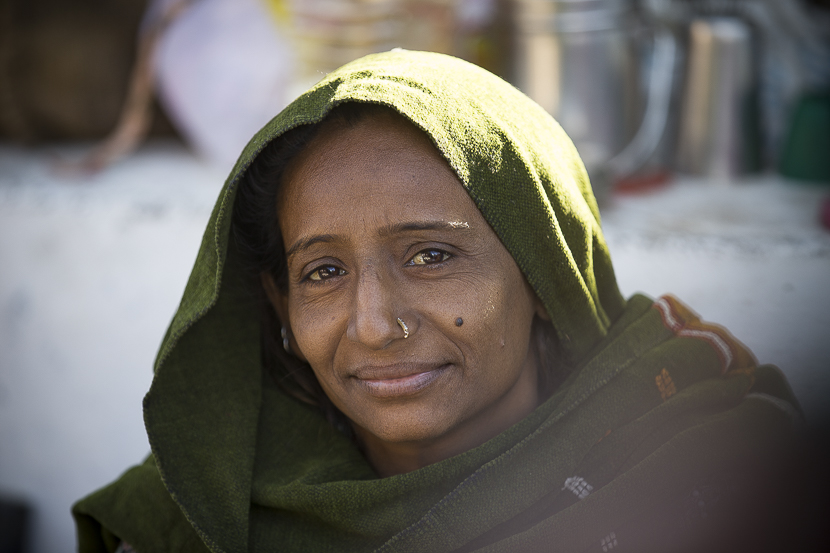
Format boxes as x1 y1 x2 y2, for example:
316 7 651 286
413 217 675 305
276 113 486 244
298 109 442 170
281 112 457 202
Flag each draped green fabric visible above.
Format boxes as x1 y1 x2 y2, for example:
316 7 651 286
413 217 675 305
73 50 800 552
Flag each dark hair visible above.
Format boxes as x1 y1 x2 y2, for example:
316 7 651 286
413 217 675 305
232 102 565 436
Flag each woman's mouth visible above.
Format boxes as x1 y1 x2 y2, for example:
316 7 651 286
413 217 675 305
352 364 450 398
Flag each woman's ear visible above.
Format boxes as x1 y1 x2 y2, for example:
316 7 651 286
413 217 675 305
524 280 551 322
260 272 286 318
260 273 307 362
534 297 551 322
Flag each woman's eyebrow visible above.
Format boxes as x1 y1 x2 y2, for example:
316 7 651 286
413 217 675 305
285 234 340 259
379 221 471 236
286 222 471 259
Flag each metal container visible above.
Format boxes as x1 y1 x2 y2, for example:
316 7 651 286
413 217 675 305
676 16 760 179
513 0 674 192
289 0 402 81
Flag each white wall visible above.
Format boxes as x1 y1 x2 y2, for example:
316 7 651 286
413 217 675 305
602 178 830 418
1 144 828 552
0 143 223 553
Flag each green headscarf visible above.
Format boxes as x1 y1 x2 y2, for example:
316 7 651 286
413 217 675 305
73 50 799 553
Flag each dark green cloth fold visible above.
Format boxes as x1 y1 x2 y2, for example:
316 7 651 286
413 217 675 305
73 50 800 552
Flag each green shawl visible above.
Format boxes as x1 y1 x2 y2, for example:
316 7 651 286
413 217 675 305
73 50 800 552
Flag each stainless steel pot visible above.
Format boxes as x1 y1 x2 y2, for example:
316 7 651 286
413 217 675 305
676 16 760 179
513 0 675 196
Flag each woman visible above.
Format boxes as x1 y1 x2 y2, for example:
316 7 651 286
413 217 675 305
73 50 801 552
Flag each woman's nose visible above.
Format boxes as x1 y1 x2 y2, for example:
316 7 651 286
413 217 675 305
346 264 400 349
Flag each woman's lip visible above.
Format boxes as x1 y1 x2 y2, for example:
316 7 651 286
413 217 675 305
352 364 449 398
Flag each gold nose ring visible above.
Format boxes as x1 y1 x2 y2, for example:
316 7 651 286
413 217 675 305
396 317 409 339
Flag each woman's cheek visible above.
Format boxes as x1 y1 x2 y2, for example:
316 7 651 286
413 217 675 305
290 302 339 367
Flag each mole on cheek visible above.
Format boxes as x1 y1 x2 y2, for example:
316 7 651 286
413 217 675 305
455 317 463 327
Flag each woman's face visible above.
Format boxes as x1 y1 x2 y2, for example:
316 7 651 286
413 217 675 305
268 112 546 471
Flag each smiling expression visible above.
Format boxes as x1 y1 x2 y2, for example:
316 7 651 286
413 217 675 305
266 110 546 474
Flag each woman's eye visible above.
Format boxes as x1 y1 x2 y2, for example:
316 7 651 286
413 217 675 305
307 265 345 281
408 249 451 265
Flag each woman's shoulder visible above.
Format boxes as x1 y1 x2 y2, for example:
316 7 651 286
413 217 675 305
72 455 208 553
537 293 806 552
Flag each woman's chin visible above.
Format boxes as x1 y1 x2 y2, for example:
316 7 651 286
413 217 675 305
349 400 464 448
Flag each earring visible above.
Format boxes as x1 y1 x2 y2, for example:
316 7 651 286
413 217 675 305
396 317 409 339
280 327 291 354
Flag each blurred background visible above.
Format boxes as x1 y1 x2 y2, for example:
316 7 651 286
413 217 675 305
1 0 829 551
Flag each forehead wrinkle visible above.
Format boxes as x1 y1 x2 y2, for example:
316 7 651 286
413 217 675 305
376 221 474 238
286 220 475 261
